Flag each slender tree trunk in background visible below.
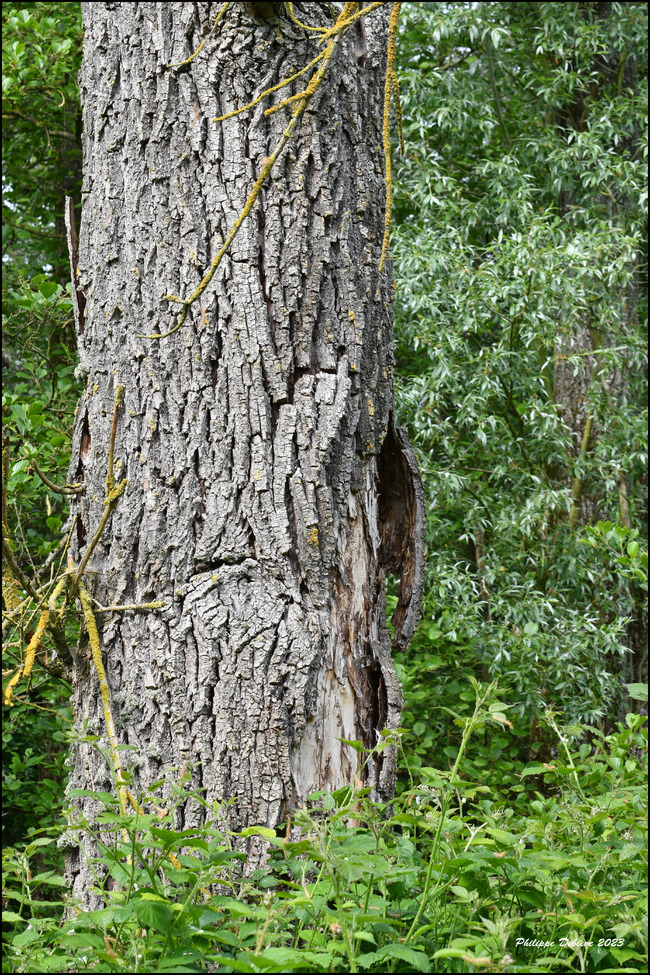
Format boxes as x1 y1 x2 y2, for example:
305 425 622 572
549 1 647 696
53 101 83 292
64 1 424 905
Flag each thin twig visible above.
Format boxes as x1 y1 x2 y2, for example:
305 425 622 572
168 2 230 68
2 537 41 604
485 33 512 151
106 385 125 494
31 459 83 495
93 601 166 613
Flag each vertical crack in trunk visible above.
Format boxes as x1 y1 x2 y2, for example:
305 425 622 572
377 420 426 650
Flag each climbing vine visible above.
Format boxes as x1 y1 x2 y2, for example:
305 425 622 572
3 385 163 822
141 0 403 339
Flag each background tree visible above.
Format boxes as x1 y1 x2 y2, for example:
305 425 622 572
392 0 647 773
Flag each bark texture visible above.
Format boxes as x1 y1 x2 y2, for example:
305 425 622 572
64 1 424 903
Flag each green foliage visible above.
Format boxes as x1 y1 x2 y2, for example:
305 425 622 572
581 520 649 591
2 1 83 283
2 681 647 973
392 0 648 733
2 275 81 847
2 690 72 847
3 275 81 560
1 4 648 972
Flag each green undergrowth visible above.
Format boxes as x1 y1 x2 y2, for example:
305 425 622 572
3 680 647 974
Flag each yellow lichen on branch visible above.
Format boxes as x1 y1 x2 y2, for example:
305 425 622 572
106 384 125 496
2 562 21 616
318 1 385 42
213 48 328 123
3 609 48 706
3 573 69 706
3 434 44 705
79 582 146 831
30 458 83 495
379 2 402 274
79 581 129 821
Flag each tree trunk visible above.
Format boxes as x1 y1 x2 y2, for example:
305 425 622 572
550 1 647 699
64 1 424 905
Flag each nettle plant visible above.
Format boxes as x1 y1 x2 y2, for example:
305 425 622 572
3 678 647 973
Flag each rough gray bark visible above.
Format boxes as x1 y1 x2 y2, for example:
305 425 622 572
64 1 424 905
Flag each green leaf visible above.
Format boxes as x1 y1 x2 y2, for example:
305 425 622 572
451 884 477 901
433 948 473 959
133 892 173 933
239 825 276 839
24 836 57 853
517 885 547 909
207 957 268 974
36 279 59 299
375 944 431 971
485 827 517 844
157 950 208 973
520 764 550 776
336 737 365 752
1 911 25 923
